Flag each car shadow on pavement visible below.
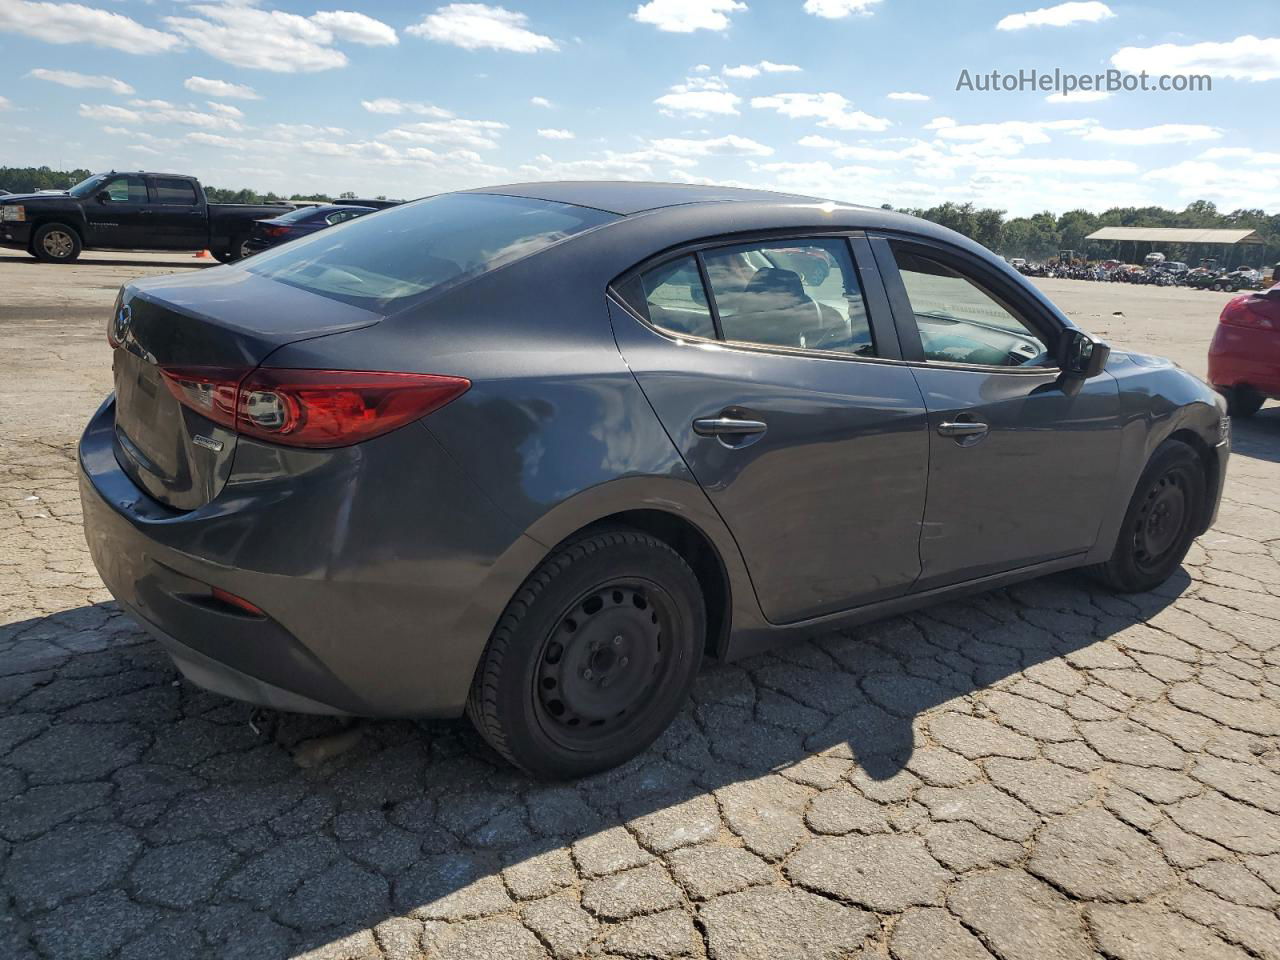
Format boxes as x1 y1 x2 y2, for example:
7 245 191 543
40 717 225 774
0 569 1186 959
9 257 213 270
1229 407 1280 465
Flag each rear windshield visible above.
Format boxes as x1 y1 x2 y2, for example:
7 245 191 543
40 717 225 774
244 192 617 311
272 206 327 223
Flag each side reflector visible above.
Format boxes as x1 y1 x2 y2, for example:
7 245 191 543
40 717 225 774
211 587 265 617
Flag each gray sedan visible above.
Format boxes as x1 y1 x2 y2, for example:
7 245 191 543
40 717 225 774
80 181 1228 777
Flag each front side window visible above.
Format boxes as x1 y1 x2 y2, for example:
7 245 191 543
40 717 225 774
888 243 1048 367
245 192 616 310
634 256 716 339
152 178 197 205
100 176 148 204
703 238 874 355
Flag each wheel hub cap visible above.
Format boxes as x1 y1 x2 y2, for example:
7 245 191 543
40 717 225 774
43 231 72 257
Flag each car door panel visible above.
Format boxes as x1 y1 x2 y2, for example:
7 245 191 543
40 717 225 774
84 175 152 248
909 365 1122 588
609 237 930 624
145 177 206 250
870 234 1124 589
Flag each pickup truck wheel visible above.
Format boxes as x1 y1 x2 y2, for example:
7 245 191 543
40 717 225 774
32 224 82 263
213 237 252 264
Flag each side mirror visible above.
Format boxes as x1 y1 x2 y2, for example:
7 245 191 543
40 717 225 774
1058 329 1110 379
96 191 111 204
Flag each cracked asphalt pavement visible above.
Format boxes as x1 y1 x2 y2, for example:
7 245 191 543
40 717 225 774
3 249 1280 960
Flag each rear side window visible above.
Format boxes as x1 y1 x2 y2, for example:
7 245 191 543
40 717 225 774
152 178 197 205
245 193 617 310
703 238 874 355
634 256 716 339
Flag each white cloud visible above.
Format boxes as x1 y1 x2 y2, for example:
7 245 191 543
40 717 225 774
1045 90 1110 103
184 76 259 100
923 116 1091 155
0 97 11 111
631 0 746 33
79 103 142 124
997 2 1114 30
1077 123 1221 145
1111 35 1280 82
0 0 182 54
361 98 453 117
537 128 575 140
383 117 509 150
165 4 347 72
26 68 133 95
649 134 774 157
206 101 244 119
407 4 557 52
126 98 246 131
530 96 552 107
887 91 929 101
310 10 397 46
751 92 891 131
655 76 741 117
723 60 801 79
1200 146 1280 166
803 0 882 18
1144 159 1280 209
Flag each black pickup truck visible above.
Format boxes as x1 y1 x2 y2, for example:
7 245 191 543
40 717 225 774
0 171 292 264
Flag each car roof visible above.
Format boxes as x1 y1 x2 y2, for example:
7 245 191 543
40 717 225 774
461 180 847 216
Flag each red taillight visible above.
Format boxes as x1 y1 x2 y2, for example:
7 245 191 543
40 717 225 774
1220 296 1278 331
264 225 289 238
159 367 470 449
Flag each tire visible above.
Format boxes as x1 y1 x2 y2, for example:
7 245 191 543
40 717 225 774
1220 386 1265 418
1090 439 1206 593
32 223 82 263
213 237 251 264
466 528 705 779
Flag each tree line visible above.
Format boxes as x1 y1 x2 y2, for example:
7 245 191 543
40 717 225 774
2 165 1274 266
888 200 1279 268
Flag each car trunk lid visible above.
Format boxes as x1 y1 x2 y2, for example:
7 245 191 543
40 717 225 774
111 268 381 510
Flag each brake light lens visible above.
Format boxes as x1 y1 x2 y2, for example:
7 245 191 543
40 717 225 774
264 225 289 238
1220 296 1278 331
159 367 469 448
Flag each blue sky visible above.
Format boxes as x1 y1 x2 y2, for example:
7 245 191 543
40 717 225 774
1 0 1277 214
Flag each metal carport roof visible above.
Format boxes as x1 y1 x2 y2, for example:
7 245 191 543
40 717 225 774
1086 227 1265 245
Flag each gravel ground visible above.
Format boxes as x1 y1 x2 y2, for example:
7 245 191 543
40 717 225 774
2 248 1279 960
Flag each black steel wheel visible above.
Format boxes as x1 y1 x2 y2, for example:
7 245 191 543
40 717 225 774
466 528 705 779
1091 439 1206 593
534 578 677 749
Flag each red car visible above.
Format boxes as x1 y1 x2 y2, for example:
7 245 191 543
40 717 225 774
1209 285 1280 416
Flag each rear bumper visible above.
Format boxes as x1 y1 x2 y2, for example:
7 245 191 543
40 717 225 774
1208 325 1280 398
79 395 535 717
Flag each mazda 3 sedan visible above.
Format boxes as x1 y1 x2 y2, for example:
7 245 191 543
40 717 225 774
81 181 1229 778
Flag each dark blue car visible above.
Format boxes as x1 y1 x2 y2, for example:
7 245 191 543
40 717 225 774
244 203 379 255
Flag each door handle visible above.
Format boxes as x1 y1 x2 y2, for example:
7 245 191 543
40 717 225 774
937 421 990 440
692 417 768 438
